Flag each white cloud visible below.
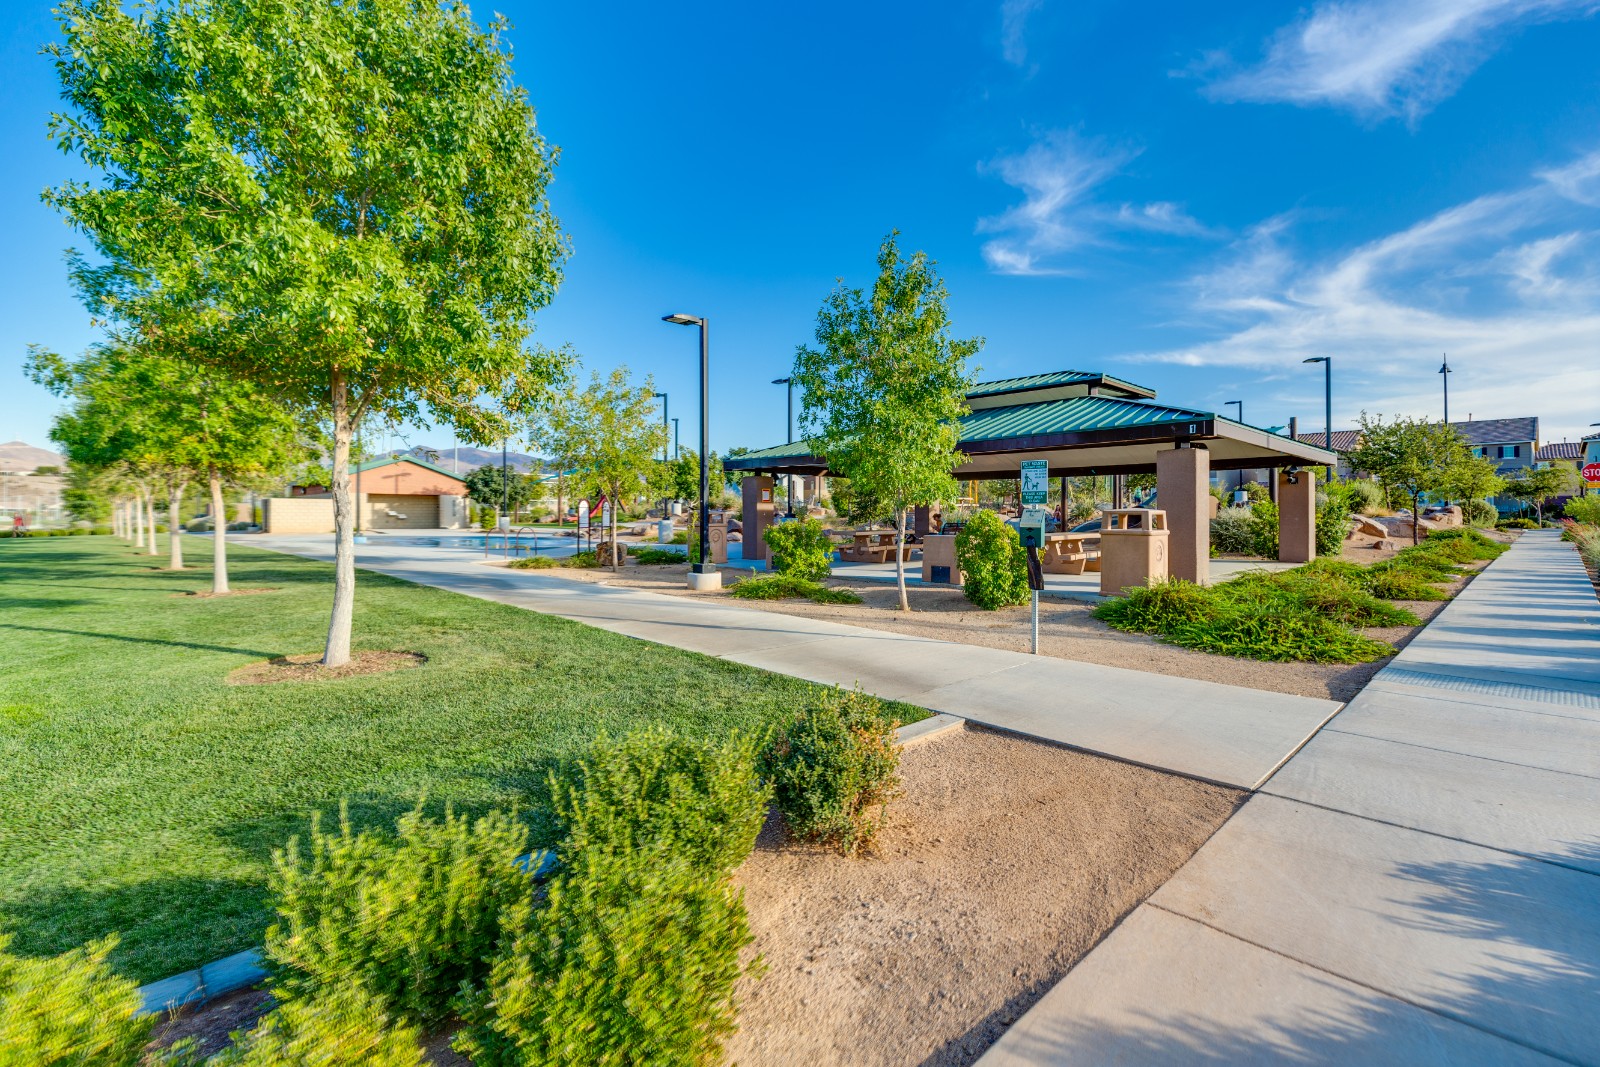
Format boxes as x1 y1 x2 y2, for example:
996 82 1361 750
1540 149 1600 205
977 132 1220 275
1001 0 1044 67
1205 0 1597 121
1128 151 1600 441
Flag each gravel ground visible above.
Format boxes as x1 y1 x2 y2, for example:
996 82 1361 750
726 725 1241 1066
512 543 1471 703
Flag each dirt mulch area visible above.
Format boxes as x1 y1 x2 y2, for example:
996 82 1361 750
226 650 427 686
728 725 1241 1066
173 588 280 599
148 987 274 1060
525 559 1460 703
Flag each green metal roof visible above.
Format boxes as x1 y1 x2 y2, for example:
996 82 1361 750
968 369 1158 400
960 394 1209 441
351 454 468 482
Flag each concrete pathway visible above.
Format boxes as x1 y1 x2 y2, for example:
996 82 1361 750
245 533 1338 790
980 531 1600 1066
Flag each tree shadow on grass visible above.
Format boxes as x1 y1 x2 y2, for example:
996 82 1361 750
0 622 282 659
930 839 1600 1066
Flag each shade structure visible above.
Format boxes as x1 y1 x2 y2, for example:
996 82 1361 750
724 370 1340 479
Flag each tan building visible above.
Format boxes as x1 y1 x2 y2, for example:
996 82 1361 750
263 455 469 533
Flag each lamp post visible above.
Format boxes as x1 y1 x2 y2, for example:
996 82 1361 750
662 313 712 580
1439 355 1452 425
1224 400 1244 492
672 417 680 460
1303 356 1333 479
653 391 668 517
501 436 509 526
772 377 795 517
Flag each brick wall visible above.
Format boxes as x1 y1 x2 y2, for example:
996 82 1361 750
262 496 335 534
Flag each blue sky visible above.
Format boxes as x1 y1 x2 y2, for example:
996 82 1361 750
3 0 1598 458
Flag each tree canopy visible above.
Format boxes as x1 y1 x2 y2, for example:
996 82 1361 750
47 0 571 662
1345 414 1472 543
793 233 981 609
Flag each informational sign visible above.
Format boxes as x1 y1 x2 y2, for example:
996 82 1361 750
577 499 590 532
1583 462 1600 486
1020 459 1049 507
1021 506 1053 528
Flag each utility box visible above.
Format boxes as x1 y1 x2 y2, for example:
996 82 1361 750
706 511 729 565
1098 507 1169 596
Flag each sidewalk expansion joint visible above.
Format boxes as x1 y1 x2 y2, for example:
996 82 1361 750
1319 724 1600 782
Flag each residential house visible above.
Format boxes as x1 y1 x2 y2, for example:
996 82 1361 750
1294 429 1363 480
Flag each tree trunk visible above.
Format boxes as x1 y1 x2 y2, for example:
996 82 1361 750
167 482 186 569
324 372 357 667
610 492 619 571
1411 492 1422 545
210 465 230 595
131 494 143 548
144 490 159 556
894 506 909 612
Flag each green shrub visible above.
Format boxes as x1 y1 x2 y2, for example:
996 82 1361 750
1462 499 1499 527
1092 579 1221 633
459 729 766 1066
549 727 769 876
1315 487 1353 557
763 517 835 581
1167 609 1395 663
458 850 751 1067
762 687 901 856
1564 495 1600 526
1271 575 1420 628
1571 525 1600 567
1362 566 1450 601
955 510 1028 610
669 530 688 544
1421 528 1506 562
1342 479 1385 515
565 550 600 568
1497 517 1539 530
1208 506 1255 554
209 981 424 1067
1249 499 1280 559
264 804 534 1028
507 555 558 569
0 933 151 1066
729 573 862 604
1387 545 1464 580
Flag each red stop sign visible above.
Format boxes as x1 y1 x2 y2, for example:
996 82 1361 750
1584 462 1600 483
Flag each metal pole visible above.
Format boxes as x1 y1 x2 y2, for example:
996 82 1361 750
672 418 680 460
1323 359 1332 454
697 319 711 572
1440 355 1451 425
1031 590 1039 655
787 380 795 516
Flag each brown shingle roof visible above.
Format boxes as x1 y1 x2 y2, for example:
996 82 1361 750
1295 429 1362 452
1536 441 1582 461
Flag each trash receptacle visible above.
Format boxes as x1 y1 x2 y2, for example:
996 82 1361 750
658 518 673 544
1098 507 1169 596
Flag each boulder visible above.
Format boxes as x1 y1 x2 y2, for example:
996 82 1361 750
1372 538 1397 551
1356 516 1389 538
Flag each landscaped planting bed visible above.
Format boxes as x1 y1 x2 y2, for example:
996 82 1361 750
0 537 923 983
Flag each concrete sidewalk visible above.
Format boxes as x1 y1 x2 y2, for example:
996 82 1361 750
981 530 1600 1066
246 533 1339 790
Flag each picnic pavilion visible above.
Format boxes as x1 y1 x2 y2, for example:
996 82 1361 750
723 370 1341 586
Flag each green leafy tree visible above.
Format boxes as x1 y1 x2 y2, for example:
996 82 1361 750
793 233 981 610
463 464 537 521
666 449 725 505
1504 464 1578 524
46 0 569 664
30 341 305 591
530 368 670 569
1439 453 1507 514
1346 415 1473 544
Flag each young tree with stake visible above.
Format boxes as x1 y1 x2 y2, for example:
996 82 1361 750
793 233 981 611
1346 414 1473 544
47 0 569 664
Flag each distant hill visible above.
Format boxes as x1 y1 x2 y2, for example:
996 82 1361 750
403 444 542 474
0 441 64 474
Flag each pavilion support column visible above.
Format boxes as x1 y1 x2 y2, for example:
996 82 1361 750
912 506 933 537
1157 444 1210 585
1278 469 1317 563
741 476 774 563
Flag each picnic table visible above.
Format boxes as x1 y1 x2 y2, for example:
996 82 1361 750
1039 532 1098 575
838 530 914 564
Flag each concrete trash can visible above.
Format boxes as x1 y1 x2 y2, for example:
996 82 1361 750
1098 507 1169 596
658 518 673 544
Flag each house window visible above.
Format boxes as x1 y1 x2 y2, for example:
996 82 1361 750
1472 447 1484 457
1497 445 1521 459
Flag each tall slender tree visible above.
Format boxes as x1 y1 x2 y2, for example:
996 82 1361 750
793 233 981 610
47 0 568 664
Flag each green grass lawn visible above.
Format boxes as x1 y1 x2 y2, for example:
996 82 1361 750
0 536 921 983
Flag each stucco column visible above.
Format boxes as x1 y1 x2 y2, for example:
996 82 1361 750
1157 444 1210 585
741 476 774 562
1278 469 1317 563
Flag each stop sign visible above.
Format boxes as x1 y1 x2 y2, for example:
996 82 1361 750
1584 462 1600 484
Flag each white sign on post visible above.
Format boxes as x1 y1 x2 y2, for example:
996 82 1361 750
1020 459 1049 507
577 500 590 532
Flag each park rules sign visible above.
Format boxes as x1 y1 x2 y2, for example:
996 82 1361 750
1020 459 1049 507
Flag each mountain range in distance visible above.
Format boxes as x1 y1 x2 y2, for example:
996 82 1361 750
0 440 65 473
403 444 543 474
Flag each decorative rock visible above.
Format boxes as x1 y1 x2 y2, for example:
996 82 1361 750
1373 538 1397 550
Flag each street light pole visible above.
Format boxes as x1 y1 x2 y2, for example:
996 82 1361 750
672 418 680 460
663 314 712 578
654 391 668 518
1224 400 1244 491
1439 355 1452 425
1303 356 1333 476
772 377 794 517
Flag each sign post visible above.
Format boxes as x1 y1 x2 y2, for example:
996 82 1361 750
1019 460 1049 654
